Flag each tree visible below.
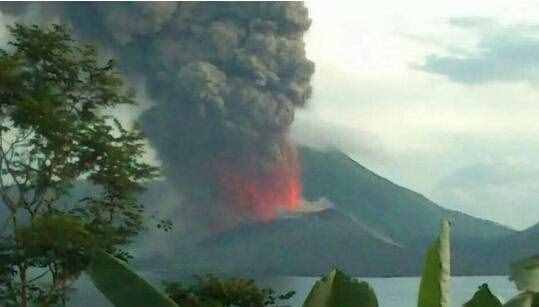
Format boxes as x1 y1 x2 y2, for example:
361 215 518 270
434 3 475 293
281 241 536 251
165 275 295 307
0 24 158 306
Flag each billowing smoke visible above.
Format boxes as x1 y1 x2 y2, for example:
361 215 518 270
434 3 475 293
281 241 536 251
0 3 314 227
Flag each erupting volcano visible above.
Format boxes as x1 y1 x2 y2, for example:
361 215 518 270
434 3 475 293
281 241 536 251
217 142 302 221
4 2 315 229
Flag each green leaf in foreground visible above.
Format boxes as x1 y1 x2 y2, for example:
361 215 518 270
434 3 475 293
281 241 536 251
510 256 539 293
533 292 539 307
503 292 537 307
504 255 539 307
464 284 502 307
532 293 539 307
86 250 179 307
303 269 378 307
418 219 451 307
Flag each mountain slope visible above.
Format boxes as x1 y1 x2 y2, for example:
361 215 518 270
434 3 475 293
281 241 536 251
299 146 514 247
478 222 539 273
169 209 418 278
151 146 519 277
0 146 525 278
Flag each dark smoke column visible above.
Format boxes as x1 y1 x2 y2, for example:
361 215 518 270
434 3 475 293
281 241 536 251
0 2 315 226
135 3 315 224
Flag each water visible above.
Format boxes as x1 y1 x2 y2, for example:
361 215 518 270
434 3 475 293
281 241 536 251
70 274 518 307
259 276 518 307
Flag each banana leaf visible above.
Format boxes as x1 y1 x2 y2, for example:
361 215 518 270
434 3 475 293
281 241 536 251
303 269 378 307
86 250 179 307
418 219 451 307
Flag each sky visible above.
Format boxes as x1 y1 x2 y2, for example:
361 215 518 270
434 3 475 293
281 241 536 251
1 3 538 230
293 0 539 230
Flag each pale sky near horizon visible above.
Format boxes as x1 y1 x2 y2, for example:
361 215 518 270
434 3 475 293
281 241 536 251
1 2 538 230
294 0 539 230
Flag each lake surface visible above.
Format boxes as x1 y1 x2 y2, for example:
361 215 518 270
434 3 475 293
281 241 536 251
258 276 517 307
71 274 518 307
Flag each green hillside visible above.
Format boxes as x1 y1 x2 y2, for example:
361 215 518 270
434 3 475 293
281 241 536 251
181 209 414 277
148 146 518 277
299 146 514 246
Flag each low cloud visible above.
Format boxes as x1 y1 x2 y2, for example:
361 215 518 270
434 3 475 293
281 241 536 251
417 17 539 85
431 157 539 230
437 160 539 188
291 114 390 165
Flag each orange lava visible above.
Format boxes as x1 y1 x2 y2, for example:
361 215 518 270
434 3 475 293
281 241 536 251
216 143 302 222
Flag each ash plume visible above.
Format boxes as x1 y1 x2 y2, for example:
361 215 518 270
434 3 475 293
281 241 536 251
0 2 315 228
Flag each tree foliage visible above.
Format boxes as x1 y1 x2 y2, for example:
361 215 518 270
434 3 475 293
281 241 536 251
464 284 502 307
0 24 157 306
164 275 295 307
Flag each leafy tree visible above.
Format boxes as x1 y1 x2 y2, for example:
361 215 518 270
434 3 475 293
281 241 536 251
0 24 158 306
464 284 502 307
164 275 295 307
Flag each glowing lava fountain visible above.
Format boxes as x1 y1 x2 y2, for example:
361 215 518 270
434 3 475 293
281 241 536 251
216 142 302 222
